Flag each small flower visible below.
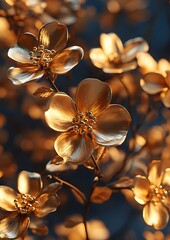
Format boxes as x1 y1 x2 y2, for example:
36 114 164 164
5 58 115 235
133 160 170 229
89 33 148 73
140 71 170 108
7 21 84 85
0 171 60 239
137 52 170 74
45 78 131 164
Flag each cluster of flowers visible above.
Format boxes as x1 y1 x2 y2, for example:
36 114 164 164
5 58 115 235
0 1 170 239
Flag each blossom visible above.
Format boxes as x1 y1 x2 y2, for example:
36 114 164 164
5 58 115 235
140 71 170 108
137 52 170 74
7 21 84 85
133 160 170 229
45 78 131 164
0 171 60 239
89 33 148 73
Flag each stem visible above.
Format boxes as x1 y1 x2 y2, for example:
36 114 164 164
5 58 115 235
83 156 102 240
53 175 87 204
91 154 103 180
47 73 59 92
119 73 135 140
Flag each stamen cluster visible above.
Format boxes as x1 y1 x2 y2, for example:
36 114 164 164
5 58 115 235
72 111 97 135
14 193 38 214
149 185 168 205
29 45 56 68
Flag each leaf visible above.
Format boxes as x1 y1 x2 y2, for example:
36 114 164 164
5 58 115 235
109 176 134 189
91 186 112 204
64 215 83 228
33 87 54 98
71 189 86 204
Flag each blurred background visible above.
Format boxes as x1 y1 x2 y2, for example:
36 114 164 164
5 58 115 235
0 0 170 239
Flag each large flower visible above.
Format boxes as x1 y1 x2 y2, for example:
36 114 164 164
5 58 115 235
89 33 148 73
133 160 170 229
0 171 60 239
140 71 170 108
45 78 131 164
7 21 84 85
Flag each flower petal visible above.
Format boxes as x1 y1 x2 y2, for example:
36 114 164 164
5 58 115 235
148 160 162 186
103 61 137 73
140 72 167 94
161 168 170 188
100 33 123 56
46 156 78 172
93 104 131 146
17 33 38 52
143 202 169 229
0 212 29 239
0 186 17 211
50 46 84 74
34 193 60 217
161 89 170 108
163 192 170 210
133 176 150 205
7 67 44 85
8 46 32 64
18 171 43 197
137 52 157 73
45 93 77 132
55 132 94 164
165 71 170 87
38 21 68 53
89 48 108 69
75 78 112 115
122 37 149 62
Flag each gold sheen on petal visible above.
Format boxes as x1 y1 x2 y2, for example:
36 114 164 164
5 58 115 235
133 160 170 229
7 21 84 85
89 33 148 73
45 78 131 163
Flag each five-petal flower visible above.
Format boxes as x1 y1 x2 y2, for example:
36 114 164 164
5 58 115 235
89 33 148 73
0 171 60 239
7 21 84 85
133 160 170 229
45 78 131 164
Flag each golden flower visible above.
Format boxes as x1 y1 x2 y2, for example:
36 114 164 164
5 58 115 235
7 21 84 85
0 171 60 239
137 52 170 74
45 78 131 164
144 230 170 240
140 71 170 108
89 33 148 73
133 160 170 229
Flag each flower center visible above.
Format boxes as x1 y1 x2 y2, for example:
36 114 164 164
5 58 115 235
72 111 96 135
149 185 168 205
29 45 56 68
14 193 38 214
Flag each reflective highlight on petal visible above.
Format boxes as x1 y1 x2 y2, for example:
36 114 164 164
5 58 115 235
7 67 44 85
93 104 131 146
38 21 68 53
89 48 108 69
55 132 94 164
122 37 149 62
0 186 17 211
50 46 84 74
35 193 60 217
100 33 123 56
45 93 77 132
8 47 32 64
143 202 169 229
140 72 167 94
18 171 42 197
75 78 112 115
148 160 162 186
0 213 29 239
133 176 150 204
